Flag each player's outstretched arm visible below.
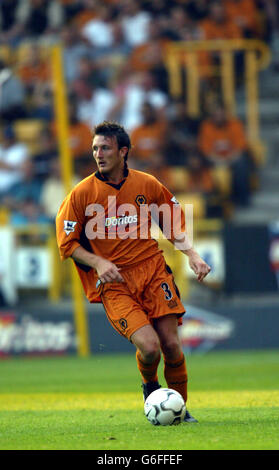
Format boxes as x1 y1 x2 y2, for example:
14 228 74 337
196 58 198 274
71 246 124 284
173 234 211 283
183 247 211 283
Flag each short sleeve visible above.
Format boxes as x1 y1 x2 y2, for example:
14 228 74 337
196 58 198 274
150 178 186 241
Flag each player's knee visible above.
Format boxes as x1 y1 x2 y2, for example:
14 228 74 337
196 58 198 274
162 338 181 360
141 340 160 363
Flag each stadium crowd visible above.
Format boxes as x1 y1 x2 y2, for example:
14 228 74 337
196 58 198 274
0 0 278 226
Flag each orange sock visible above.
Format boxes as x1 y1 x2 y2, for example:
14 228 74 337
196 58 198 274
136 350 161 383
163 353 188 402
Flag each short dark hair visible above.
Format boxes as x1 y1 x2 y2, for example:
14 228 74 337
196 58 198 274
92 121 131 173
93 121 131 154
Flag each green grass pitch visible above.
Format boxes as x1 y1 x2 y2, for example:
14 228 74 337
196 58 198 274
0 349 278 450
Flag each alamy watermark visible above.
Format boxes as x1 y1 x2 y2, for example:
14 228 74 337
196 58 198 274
83 196 193 251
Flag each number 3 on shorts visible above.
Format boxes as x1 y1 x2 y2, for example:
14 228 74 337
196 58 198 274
161 282 173 301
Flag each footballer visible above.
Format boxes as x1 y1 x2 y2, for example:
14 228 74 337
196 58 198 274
56 121 211 423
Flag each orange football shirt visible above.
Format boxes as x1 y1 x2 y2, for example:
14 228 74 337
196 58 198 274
198 118 247 161
56 169 186 302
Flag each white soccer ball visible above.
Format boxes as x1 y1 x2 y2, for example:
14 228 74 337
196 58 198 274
144 388 186 426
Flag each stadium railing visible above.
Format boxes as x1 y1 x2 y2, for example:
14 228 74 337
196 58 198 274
165 39 271 165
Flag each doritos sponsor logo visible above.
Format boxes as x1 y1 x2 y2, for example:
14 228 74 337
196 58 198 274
105 215 137 227
64 220 77 235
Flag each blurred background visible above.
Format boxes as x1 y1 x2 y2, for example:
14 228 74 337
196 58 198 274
0 0 279 358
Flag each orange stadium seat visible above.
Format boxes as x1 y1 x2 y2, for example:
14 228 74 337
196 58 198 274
0 207 10 225
14 119 46 155
176 192 206 219
162 167 190 193
16 43 34 65
16 42 50 68
211 166 232 196
0 45 12 65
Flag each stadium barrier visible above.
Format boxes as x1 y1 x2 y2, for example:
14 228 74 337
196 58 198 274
2 219 277 302
1 220 278 357
0 218 224 302
1 301 279 356
0 224 61 303
165 39 271 165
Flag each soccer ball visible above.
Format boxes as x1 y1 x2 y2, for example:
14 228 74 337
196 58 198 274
144 388 186 426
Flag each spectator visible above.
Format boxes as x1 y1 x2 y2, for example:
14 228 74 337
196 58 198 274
259 0 279 43
168 5 195 39
20 0 64 41
155 5 212 82
0 0 26 46
198 1 243 40
180 23 213 80
0 125 29 198
91 20 132 86
51 99 92 163
3 158 42 213
224 0 259 38
40 159 78 222
74 156 97 180
152 5 194 41
185 153 225 217
129 21 166 75
70 54 103 98
70 0 98 31
198 1 244 84
112 70 168 132
60 24 94 85
17 43 50 95
120 0 152 47
0 0 19 34
72 65 117 129
81 2 114 49
2 156 50 226
130 102 166 174
0 60 26 122
32 126 58 182
186 0 209 22
198 103 253 206
164 100 200 166
60 0 84 25
141 0 172 19
9 197 50 226
29 82 53 120
185 153 215 194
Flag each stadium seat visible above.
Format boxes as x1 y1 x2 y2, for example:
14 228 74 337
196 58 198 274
212 166 232 197
162 167 190 193
14 119 46 155
176 192 206 219
0 207 10 225
0 45 12 65
16 42 33 65
16 42 49 65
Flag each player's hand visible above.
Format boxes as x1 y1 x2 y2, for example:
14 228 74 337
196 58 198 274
187 250 211 283
95 257 124 284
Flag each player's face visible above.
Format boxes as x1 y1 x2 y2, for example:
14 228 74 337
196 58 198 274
92 135 126 177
